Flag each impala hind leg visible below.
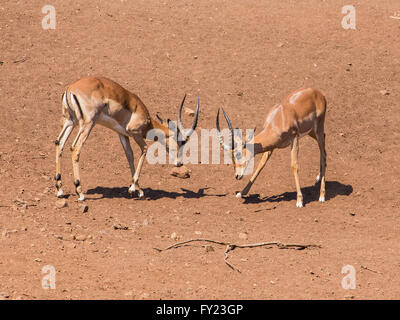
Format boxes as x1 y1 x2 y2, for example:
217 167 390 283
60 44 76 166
290 135 303 207
129 134 148 198
309 124 327 202
315 125 327 202
55 118 75 197
308 131 322 184
71 122 95 201
236 151 272 199
118 134 137 195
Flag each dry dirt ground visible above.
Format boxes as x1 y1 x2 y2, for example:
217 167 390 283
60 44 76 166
0 0 399 300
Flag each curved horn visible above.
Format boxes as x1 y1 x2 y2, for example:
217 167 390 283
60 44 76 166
242 127 256 147
216 108 234 150
177 94 199 139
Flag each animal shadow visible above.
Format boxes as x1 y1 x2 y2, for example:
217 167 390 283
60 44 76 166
242 181 353 206
86 186 227 201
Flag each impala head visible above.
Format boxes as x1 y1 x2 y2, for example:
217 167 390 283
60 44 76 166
157 94 199 167
216 108 255 180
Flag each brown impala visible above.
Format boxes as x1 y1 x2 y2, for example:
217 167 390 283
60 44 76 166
55 76 199 201
217 87 327 207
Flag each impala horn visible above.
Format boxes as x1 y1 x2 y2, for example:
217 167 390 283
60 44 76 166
216 108 235 151
177 94 199 139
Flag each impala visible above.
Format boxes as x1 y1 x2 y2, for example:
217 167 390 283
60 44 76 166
216 87 327 207
55 76 199 201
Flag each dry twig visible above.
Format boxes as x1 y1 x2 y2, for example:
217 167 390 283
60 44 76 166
154 238 321 273
361 265 382 274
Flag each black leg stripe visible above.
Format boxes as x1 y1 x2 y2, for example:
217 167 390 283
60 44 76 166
74 179 80 187
55 173 61 181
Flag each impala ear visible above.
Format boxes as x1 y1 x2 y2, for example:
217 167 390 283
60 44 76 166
156 113 164 124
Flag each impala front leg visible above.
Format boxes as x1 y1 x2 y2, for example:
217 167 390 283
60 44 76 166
130 134 148 198
119 134 136 193
236 151 272 199
290 135 303 208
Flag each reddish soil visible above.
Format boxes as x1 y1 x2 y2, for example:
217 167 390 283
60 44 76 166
1 0 400 300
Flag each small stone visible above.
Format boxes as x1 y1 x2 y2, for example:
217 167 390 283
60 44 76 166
170 166 191 179
34 258 41 262
113 223 129 230
379 89 390 96
226 210 232 214
55 235 63 240
277 42 284 47
193 211 200 215
0 292 10 300
239 232 248 240
78 204 88 213
194 231 202 235
314 218 319 222
185 107 195 116
75 235 86 241
349 212 356 216
140 292 150 299
55 199 67 209
170 232 177 240
193 55 198 59
237 92 243 97
125 291 134 297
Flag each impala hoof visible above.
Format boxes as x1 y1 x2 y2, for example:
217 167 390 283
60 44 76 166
128 184 136 194
296 201 304 208
319 196 325 203
236 192 242 199
137 189 144 198
78 194 85 201
56 189 64 198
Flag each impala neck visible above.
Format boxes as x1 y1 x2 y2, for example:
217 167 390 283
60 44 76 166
245 131 273 157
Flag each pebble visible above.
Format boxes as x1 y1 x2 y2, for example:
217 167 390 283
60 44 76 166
74 235 87 241
239 232 248 240
170 232 177 240
0 292 10 300
78 204 88 213
185 107 195 116
55 199 67 209
170 166 191 179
